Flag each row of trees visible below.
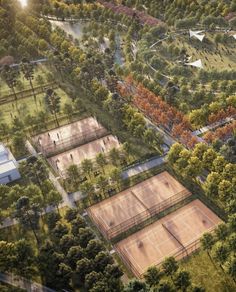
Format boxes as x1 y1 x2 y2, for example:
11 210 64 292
118 76 198 148
203 120 236 143
0 207 124 291
168 143 236 212
0 157 62 232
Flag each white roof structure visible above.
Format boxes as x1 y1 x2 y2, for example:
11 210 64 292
185 59 203 69
0 143 20 184
189 30 205 42
233 34 236 40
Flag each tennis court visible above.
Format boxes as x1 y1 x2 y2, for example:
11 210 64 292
115 199 222 277
48 135 120 176
87 171 191 239
33 117 108 157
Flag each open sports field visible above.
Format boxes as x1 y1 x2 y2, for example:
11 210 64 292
48 135 120 176
87 171 191 239
115 199 222 278
34 117 108 157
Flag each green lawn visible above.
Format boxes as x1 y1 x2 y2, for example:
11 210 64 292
0 64 51 97
0 88 72 125
167 32 236 72
180 250 235 291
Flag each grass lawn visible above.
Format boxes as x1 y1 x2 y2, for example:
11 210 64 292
180 250 236 291
165 32 236 72
0 88 72 125
0 64 51 97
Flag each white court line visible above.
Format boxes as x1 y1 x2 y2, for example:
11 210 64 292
123 206 204 250
122 205 219 272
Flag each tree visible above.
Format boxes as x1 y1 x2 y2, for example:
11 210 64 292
212 242 229 272
21 58 37 104
124 279 149 292
1 65 19 104
59 234 76 254
174 270 191 291
52 222 69 242
78 227 95 248
227 233 236 254
144 266 162 287
226 257 236 282
46 212 61 230
76 258 94 286
94 251 113 272
200 232 215 262
214 223 228 241
71 215 86 236
104 264 123 280
158 280 174 292
96 153 107 172
109 147 121 165
81 159 93 178
67 246 84 270
13 196 40 244
110 167 122 189
45 88 61 126
162 257 178 280
66 164 80 187
86 239 104 259
64 208 78 222
96 175 108 195
85 271 103 290
167 143 184 165
46 190 62 213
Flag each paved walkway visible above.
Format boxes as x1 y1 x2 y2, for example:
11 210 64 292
122 155 166 179
26 140 76 209
0 272 55 292
192 115 236 136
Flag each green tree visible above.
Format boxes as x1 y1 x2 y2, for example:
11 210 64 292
1 65 19 104
81 159 93 178
174 270 191 291
13 196 40 244
96 153 107 172
21 58 37 105
144 266 162 287
200 232 215 263
45 88 61 126
162 257 178 281
212 242 229 272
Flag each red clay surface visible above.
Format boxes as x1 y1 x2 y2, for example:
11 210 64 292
48 135 120 176
115 199 222 277
87 171 191 239
34 117 106 148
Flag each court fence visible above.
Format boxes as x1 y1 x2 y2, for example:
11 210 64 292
115 225 216 278
87 189 191 240
35 127 108 157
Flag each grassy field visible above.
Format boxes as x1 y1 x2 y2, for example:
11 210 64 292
0 64 52 97
180 250 235 292
0 88 72 125
161 32 236 71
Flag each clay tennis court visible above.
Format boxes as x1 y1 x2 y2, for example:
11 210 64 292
48 135 120 176
115 199 222 277
87 171 191 239
33 117 108 156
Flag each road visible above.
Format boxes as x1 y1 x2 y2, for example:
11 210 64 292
0 272 55 292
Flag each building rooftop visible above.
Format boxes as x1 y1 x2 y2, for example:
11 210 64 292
0 161 17 173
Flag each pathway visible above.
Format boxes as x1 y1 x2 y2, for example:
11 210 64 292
0 272 55 292
192 115 236 136
122 155 166 179
25 140 76 209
